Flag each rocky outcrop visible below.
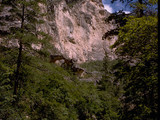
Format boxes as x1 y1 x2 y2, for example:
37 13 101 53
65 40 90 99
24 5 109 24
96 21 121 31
0 6 21 34
38 0 117 63
50 54 85 77
0 0 117 63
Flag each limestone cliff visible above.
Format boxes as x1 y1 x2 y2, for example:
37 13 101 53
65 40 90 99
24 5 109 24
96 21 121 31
38 0 117 63
0 0 117 63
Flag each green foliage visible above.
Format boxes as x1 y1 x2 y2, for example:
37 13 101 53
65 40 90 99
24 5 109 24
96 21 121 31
0 0 52 97
1 0 157 119
101 12 158 120
112 16 157 60
105 10 127 26
0 44 122 119
0 60 15 119
96 55 123 120
111 15 158 120
98 56 118 90
1 1 118 119
80 60 103 72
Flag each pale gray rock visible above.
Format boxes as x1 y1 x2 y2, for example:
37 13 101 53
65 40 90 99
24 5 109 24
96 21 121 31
39 0 117 63
0 0 117 63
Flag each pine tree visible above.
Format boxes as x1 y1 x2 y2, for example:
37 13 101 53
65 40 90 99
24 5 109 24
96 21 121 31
97 53 122 120
0 0 51 101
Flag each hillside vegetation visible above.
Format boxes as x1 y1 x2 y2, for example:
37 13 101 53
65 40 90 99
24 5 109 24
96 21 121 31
0 0 158 120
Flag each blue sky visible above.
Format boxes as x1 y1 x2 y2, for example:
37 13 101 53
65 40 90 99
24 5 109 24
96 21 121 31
102 0 158 14
102 0 132 13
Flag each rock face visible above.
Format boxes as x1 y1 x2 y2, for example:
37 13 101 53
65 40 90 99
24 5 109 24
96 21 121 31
38 0 117 63
0 0 117 63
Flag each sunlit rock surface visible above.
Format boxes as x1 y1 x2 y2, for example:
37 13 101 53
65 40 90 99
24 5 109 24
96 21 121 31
38 0 117 63
0 0 117 63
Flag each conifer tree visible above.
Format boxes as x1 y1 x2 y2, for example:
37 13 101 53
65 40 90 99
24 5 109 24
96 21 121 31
1 0 51 97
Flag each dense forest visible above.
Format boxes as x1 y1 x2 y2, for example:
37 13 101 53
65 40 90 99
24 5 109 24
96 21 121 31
0 0 158 120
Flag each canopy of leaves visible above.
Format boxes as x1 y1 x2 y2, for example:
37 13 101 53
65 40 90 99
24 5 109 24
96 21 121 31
111 15 158 120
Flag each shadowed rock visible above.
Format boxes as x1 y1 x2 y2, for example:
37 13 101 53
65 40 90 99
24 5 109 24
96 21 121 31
72 65 85 77
50 54 85 77
50 55 65 63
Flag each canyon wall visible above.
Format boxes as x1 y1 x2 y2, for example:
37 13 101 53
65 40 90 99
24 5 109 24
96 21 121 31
38 0 117 63
0 0 117 63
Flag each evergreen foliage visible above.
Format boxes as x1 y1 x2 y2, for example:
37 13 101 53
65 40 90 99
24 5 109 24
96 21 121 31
0 0 157 119
96 56 122 120
0 0 122 119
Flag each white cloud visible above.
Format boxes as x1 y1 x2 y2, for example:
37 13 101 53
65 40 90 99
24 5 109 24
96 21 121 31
104 4 113 13
115 10 131 14
123 11 131 14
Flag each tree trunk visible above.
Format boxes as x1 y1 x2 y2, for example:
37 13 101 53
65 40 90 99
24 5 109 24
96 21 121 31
14 41 22 95
13 3 25 95
138 0 143 17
